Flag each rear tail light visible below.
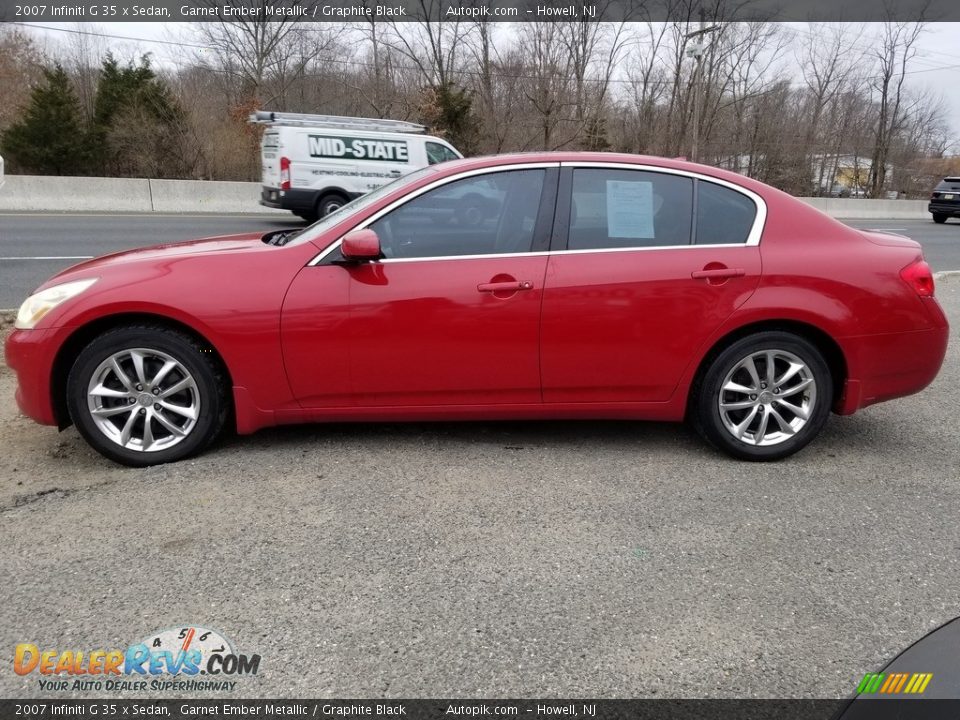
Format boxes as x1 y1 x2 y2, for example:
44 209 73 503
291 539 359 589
900 259 935 297
931 191 940 199
279 156 291 191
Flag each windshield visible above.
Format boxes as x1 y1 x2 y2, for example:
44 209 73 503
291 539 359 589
287 166 440 246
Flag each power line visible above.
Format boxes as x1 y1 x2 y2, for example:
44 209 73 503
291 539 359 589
12 21 960 88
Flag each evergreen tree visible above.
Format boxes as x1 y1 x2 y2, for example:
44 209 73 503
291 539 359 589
91 53 186 176
419 83 480 156
583 116 611 152
0 65 89 175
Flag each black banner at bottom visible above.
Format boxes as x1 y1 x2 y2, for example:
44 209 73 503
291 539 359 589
3 699 960 720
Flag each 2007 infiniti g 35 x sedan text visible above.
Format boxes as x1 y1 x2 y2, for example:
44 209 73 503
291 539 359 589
4 153 949 466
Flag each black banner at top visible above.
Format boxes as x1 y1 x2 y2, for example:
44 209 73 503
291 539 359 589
1 0 959 23
4 699 960 720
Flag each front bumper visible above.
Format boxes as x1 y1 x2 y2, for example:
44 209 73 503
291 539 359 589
4 327 61 426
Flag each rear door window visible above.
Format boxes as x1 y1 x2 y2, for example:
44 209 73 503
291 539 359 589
567 169 693 250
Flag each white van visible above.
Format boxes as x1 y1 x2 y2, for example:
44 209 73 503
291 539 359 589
251 111 462 221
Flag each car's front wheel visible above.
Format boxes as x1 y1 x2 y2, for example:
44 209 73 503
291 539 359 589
692 332 833 461
66 325 229 466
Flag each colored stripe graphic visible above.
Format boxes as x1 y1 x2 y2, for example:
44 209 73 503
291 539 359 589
857 672 932 694
857 674 883 694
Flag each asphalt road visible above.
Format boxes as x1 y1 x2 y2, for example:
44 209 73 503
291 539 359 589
0 213 300 309
0 212 958 309
1 278 958 699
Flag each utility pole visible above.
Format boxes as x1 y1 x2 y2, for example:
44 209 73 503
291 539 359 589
685 9 720 163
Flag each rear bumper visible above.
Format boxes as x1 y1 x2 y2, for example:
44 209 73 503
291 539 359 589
259 187 319 213
928 202 960 217
836 300 949 414
4 327 60 426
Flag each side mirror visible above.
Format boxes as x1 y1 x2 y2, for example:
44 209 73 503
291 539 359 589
341 229 381 261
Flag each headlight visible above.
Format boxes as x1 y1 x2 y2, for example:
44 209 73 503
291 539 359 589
15 278 98 330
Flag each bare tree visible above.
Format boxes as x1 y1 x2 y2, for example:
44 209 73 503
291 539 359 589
867 14 927 197
0 26 47 131
194 1 335 107
383 0 472 88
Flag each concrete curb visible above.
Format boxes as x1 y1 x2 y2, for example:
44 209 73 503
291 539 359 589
0 174 936 218
0 175 288 215
798 197 929 219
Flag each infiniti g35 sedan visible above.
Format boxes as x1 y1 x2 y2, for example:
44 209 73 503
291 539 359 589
4 153 950 466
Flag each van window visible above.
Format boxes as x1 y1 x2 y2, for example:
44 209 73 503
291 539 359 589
426 142 460 165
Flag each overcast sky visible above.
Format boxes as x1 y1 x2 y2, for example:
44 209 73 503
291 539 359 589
15 21 960 149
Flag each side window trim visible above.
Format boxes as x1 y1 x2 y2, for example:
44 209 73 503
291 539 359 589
531 168 560 253
550 167 574 253
557 161 767 250
691 178 700 246
311 162 562 266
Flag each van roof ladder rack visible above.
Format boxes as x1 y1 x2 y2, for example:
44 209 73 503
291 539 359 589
249 110 427 134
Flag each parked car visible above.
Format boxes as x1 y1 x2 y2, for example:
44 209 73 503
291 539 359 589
929 176 960 224
252 110 462 222
4 153 949 466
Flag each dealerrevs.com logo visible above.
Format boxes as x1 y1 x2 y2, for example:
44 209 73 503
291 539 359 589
14 626 260 692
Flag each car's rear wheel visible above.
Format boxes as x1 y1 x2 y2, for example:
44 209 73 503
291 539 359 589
932 213 947 224
66 325 229 467
692 332 833 461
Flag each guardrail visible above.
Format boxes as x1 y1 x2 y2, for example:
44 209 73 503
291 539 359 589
0 174 933 219
0 175 286 215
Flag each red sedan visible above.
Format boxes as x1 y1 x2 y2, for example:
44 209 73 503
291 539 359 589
4 153 949 466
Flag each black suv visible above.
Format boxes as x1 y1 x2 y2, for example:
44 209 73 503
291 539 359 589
929 176 960 224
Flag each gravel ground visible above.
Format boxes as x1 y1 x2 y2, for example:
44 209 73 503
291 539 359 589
1 279 958 699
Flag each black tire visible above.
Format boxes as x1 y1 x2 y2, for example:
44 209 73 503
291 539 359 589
317 192 348 218
932 213 947 224
691 331 833 461
66 325 229 467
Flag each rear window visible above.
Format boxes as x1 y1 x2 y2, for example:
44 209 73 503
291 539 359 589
936 178 960 190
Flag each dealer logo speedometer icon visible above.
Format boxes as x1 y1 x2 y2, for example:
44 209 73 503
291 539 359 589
141 626 234 672
130 625 260 676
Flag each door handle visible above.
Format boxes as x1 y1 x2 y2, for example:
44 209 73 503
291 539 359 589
477 281 534 292
691 267 745 280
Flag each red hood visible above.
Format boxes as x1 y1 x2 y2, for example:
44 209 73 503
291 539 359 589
46 232 269 285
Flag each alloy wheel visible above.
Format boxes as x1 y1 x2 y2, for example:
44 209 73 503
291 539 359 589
718 349 817 447
85 348 200 453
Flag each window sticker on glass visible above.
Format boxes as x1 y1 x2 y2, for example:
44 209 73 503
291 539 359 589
606 180 654 238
